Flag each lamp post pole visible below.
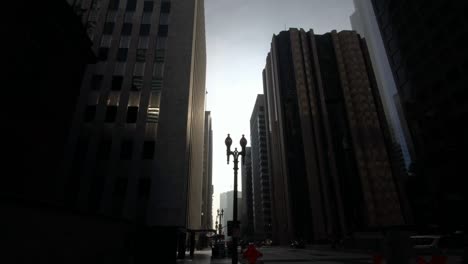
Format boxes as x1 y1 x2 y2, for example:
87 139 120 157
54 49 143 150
225 134 247 264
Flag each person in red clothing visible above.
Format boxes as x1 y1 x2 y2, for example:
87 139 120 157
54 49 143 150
242 243 263 264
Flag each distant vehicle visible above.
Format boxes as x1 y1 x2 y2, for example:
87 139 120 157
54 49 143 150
290 240 305 249
411 235 441 250
411 234 464 254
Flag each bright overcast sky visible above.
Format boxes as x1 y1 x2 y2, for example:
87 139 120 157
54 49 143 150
204 0 356 223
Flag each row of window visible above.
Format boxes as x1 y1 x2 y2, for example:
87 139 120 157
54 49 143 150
91 75 163 91
109 0 170 13
103 22 168 37
97 46 165 62
84 105 159 124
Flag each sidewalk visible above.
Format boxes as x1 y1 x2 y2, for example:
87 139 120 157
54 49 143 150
177 250 240 264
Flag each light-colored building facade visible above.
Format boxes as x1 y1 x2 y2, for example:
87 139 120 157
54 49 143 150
219 191 242 237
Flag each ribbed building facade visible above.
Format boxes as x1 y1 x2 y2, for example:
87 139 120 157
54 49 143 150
63 0 206 260
201 111 213 230
370 0 467 230
263 29 406 245
241 147 254 240
250 95 272 240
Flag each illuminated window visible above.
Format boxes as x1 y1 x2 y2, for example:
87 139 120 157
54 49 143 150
147 107 159 123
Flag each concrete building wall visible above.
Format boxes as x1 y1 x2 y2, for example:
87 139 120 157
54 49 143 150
61 0 206 231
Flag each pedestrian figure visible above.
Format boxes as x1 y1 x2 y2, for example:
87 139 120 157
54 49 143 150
242 243 263 264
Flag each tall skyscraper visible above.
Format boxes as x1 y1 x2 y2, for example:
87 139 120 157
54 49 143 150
63 0 206 261
241 147 254 239
370 0 467 229
350 0 414 169
220 191 242 237
250 95 272 240
201 111 213 230
263 29 407 244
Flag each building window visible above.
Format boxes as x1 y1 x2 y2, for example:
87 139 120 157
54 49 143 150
116 48 128 62
111 75 123 91
143 1 154 12
127 106 139 123
91 75 103 90
158 25 168 37
155 49 165 62
126 0 136 11
142 141 155 159
140 24 151 36
103 22 115 35
84 105 97 122
108 0 120 10
105 105 118 122
98 47 109 61
161 2 171 13
97 139 112 160
131 76 143 91
147 107 159 123
120 140 133 160
136 49 146 62
121 23 132 35
151 78 163 91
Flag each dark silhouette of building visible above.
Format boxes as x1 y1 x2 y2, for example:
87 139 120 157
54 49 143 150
3 0 100 263
241 147 254 240
3 0 207 262
370 0 467 230
250 95 273 240
263 29 407 245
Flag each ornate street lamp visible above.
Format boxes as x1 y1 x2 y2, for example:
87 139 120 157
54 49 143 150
216 209 224 234
225 134 247 264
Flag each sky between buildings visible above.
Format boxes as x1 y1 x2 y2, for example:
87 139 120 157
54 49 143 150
204 0 355 225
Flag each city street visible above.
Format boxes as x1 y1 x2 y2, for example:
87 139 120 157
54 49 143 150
178 246 373 264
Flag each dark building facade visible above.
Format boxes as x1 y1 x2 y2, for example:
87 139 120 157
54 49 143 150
263 29 407 245
371 0 467 230
63 0 206 261
250 95 273 240
241 147 254 240
3 0 99 262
